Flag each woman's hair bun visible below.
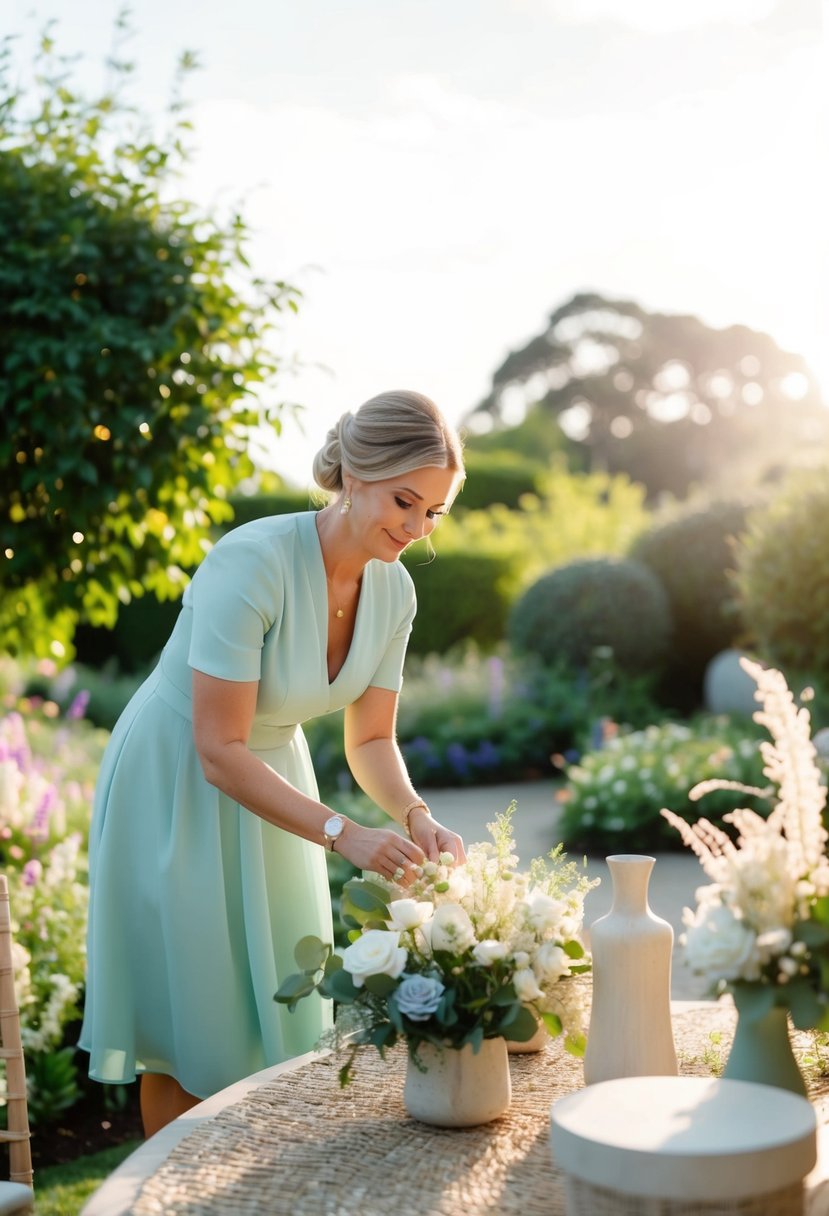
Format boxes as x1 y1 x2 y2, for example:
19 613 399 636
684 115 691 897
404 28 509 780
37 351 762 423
311 416 348 491
312 391 463 493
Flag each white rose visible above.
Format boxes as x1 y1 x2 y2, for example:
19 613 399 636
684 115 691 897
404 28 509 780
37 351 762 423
386 899 433 932
533 942 570 984
513 967 544 1002
341 930 407 988
683 902 759 982
430 903 476 953
473 939 508 967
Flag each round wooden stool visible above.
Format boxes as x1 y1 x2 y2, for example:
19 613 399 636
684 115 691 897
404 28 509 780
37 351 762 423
550 1075 817 1215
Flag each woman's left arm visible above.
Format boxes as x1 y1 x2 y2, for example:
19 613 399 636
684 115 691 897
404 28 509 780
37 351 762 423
344 686 466 865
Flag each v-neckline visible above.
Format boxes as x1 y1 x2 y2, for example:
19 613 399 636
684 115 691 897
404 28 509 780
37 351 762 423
304 512 367 688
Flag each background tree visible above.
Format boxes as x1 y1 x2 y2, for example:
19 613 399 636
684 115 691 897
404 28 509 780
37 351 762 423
465 291 827 500
0 23 299 659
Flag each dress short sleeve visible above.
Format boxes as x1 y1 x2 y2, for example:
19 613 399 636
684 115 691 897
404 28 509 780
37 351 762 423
369 575 417 692
187 531 284 683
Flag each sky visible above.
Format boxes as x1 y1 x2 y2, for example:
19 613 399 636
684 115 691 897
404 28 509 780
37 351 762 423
6 0 826 484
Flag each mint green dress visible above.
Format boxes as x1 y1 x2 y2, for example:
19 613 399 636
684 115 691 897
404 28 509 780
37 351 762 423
79 511 415 1098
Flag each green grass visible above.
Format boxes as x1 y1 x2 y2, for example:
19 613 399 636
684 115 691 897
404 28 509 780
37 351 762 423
33 1141 140 1216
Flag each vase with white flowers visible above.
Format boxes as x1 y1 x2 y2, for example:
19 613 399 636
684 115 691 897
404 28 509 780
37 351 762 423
662 658 829 1095
275 806 597 1126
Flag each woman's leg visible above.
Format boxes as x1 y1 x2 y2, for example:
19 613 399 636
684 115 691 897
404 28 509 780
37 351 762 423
140 1073 200 1138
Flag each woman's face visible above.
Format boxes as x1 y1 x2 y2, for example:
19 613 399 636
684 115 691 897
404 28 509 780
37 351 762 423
347 465 461 563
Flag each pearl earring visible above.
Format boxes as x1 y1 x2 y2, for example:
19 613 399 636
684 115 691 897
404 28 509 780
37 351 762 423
340 496 352 515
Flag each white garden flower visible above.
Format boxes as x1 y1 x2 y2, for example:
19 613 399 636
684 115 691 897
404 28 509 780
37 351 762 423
342 930 407 988
524 890 565 934
430 903 476 953
755 927 793 964
533 942 571 983
683 900 760 982
472 939 508 966
513 966 544 1002
386 899 433 932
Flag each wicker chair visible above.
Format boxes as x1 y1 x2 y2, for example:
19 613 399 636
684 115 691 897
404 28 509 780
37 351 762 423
0 875 34 1215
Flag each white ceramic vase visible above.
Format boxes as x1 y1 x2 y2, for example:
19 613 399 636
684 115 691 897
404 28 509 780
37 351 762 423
403 1037 511 1126
583 853 678 1085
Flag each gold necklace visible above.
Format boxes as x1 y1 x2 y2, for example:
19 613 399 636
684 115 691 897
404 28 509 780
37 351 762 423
326 577 345 619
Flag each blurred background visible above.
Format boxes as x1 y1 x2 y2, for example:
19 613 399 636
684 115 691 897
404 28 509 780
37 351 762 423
1 0 828 1190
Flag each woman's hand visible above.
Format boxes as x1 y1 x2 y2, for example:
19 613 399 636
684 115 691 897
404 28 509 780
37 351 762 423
336 823 426 886
409 808 466 865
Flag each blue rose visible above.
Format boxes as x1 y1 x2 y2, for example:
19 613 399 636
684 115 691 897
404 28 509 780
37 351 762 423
394 974 445 1022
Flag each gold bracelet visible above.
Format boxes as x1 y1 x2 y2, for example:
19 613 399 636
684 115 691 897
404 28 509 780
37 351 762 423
402 799 430 839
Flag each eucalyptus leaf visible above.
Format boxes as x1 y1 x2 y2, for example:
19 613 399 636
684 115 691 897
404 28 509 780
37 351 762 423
541 1011 563 1037
294 936 329 973
504 1005 541 1042
362 973 398 998
564 1031 587 1058
321 967 359 1004
794 920 829 947
344 886 391 916
323 952 344 976
273 973 317 1009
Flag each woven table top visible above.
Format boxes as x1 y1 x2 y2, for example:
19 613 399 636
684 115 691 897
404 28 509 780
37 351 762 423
128 1003 766 1216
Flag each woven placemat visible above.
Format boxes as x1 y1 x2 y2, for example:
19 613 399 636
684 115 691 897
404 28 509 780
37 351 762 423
133 1005 737 1216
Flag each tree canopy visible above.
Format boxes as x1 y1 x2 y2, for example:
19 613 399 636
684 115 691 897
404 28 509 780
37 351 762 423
0 25 299 658
466 291 828 500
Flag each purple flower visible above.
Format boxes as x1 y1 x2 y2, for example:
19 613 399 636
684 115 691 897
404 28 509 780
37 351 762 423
30 785 58 841
472 740 500 771
22 859 42 887
446 742 470 779
67 689 91 721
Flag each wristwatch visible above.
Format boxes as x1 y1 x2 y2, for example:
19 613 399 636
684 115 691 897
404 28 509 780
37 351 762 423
322 814 346 852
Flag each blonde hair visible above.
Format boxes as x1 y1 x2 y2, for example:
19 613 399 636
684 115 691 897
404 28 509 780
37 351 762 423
312 390 464 492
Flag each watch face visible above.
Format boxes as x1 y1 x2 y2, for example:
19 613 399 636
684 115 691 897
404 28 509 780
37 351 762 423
324 815 344 838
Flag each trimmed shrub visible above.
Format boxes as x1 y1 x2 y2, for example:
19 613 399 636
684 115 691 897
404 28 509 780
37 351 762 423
452 450 547 512
402 550 519 655
507 557 672 675
631 499 749 673
225 489 318 528
734 473 829 683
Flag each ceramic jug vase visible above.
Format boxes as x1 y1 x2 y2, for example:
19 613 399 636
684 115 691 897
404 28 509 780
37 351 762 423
583 854 678 1085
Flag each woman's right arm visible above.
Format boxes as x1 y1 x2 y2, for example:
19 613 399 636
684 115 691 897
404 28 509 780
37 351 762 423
191 670 424 879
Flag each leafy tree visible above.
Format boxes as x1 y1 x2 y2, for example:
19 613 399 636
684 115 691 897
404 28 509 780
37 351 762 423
466 291 827 500
0 23 299 659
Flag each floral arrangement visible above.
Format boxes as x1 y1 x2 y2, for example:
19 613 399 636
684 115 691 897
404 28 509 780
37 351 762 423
662 658 829 1030
275 806 597 1083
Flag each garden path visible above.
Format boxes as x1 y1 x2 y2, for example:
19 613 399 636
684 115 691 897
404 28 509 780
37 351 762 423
425 779 709 1000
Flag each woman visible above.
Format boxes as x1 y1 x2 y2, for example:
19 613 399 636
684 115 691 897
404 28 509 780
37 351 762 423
79 390 467 1137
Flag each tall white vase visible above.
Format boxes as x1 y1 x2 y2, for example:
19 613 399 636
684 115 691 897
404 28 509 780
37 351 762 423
583 854 678 1085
